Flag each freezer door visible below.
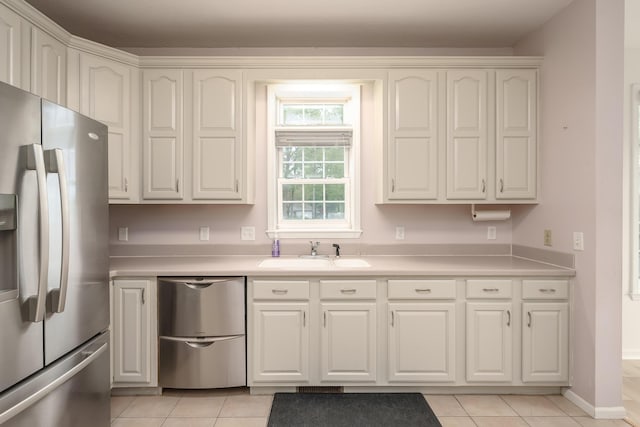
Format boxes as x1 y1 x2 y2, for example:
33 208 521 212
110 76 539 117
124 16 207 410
42 101 109 365
0 332 110 427
0 82 46 393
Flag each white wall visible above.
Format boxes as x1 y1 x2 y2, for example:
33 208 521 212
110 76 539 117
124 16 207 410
513 0 624 413
622 0 640 359
110 79 513 248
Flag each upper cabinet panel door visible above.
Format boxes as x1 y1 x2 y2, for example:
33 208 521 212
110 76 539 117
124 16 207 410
80 54 137 201
192 70 243 200
31 28 66 105
496 69 537 200
446 70 487 200
387 71 438 200
0 4 22 88
142 69 183 200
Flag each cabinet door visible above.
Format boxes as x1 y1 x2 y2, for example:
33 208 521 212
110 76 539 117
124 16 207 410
388 303 455 382
252 303 309 382
446 70 487 200
112 279 154 385
142 69 183 199
0 4 22 88
522 302 569 383
31 28 66 105
192 69 243 200
496 69 537 199
80 54 137 201
466 302 512 382
321 303 376 382
387 71 439 200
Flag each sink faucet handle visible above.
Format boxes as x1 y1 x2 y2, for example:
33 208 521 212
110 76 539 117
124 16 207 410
332 243 341 258
309 241 320 256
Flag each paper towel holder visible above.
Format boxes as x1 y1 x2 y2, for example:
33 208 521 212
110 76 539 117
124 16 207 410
471 204 511 222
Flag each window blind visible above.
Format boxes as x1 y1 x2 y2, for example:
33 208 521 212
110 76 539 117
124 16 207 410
275 130 352 147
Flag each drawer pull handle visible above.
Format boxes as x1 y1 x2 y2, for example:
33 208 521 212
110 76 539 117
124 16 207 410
415 288 432 293
340 289 357 294
539 288 556 293
482 288 500 292
272 289 288 295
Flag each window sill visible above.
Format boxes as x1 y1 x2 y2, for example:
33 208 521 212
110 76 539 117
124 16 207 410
265 229 363 239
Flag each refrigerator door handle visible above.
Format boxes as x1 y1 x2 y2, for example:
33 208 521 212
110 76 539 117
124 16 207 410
45 148 70 313
0 342 107 424
25 143 49 323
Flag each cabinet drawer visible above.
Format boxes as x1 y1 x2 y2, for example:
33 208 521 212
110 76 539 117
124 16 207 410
388 280 456 299
466 280 512 299
253 281 309 300
320 280 377 300
522 280 569 299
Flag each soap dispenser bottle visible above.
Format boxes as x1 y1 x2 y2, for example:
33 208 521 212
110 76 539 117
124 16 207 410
271 237 280 257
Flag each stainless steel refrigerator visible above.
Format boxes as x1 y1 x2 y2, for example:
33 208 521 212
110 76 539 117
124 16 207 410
0 81 110 426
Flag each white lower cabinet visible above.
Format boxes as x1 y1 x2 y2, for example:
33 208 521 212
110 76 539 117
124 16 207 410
320 303 377 382
388 303 455 382
248 276 570 389
466 302 513 382
252 302 309 383
112 278 157 387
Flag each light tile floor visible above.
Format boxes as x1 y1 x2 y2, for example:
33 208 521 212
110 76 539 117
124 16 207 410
624 359 640 426
111 387 635 426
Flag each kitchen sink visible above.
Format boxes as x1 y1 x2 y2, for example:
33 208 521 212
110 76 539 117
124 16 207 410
258 258 332 269
258 257 370 269
333 258 371 268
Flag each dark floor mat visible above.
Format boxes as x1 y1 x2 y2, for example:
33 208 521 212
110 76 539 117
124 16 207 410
267 392 442 427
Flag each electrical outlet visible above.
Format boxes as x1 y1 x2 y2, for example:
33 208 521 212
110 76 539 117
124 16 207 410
544 229 552 247
118 227 128 241
487 226 497 240
241 226 256 241
199 226 210 241
573 231 584 251
395 226 405 240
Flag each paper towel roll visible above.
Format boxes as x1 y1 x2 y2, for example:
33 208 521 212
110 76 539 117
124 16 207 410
472 210 511 222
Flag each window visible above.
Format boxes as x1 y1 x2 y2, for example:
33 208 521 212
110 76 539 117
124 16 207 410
266 84 361 238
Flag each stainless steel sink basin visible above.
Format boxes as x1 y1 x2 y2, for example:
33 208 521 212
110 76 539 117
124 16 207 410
333 258 371 268
258 258 332 269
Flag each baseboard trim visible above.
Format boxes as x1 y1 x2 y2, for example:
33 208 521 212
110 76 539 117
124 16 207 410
623 350 640 360
563 389 627 419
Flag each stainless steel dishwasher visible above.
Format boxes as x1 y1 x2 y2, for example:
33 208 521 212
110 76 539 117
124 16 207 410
158 277 246 389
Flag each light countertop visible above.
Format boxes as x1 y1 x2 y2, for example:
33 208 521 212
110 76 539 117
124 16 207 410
109 254 575 278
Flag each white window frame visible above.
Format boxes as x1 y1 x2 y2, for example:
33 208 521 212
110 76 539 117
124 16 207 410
266 83 362 239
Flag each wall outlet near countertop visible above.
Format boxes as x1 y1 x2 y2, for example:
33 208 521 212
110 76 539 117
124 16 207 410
395 226 405 240
573 231 584 251
118 227 128 241
544 229 552 246
487 226 496 240
199 226 210 241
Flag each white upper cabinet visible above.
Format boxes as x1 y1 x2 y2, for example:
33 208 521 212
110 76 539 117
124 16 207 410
80 53 139 202
0 4 23 89
191 69 243 200
387 70 439 200
446 70 488 200
496 69 537 200
142 69 184 200
31 28 66 105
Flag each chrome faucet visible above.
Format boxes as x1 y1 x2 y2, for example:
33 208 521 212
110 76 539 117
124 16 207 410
332 243 341 258
309 241 320 256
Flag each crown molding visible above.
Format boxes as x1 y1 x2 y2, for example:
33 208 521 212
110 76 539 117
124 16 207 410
68 36 140 67
1 0 70 44
137 55 543 69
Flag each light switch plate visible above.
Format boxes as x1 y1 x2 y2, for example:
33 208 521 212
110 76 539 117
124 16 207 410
573 231 584 251
241 226 256 241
